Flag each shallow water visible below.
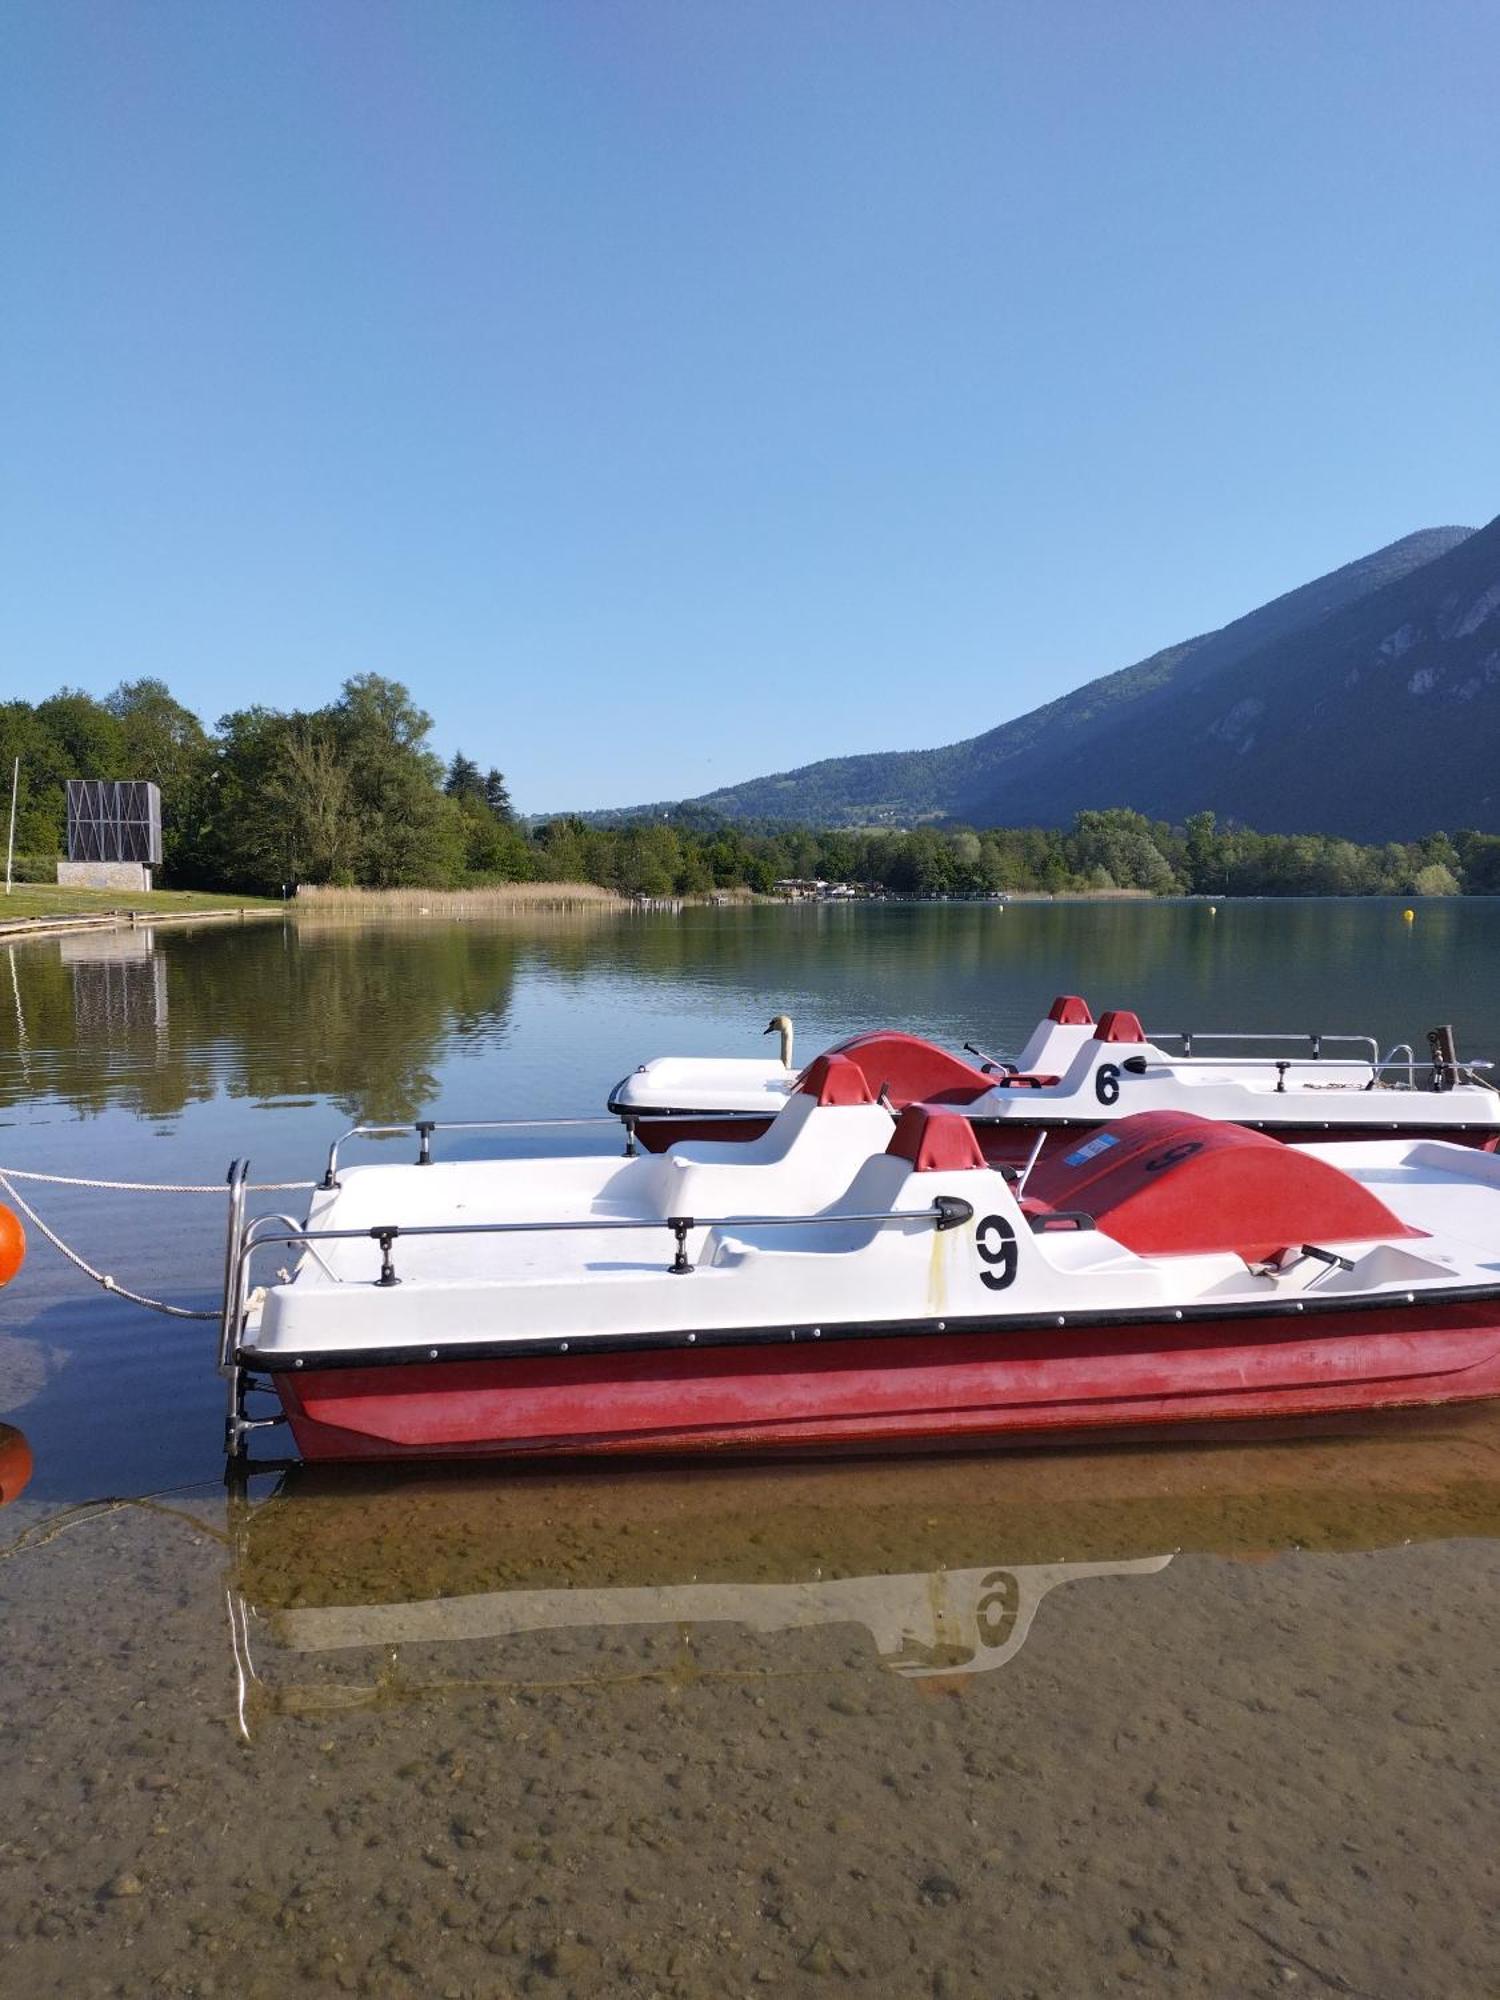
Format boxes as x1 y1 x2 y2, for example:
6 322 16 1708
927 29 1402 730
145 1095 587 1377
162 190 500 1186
2 902 1499 1996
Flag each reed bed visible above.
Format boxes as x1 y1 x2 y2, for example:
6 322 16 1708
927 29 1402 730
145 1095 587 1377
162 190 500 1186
293 881 627 918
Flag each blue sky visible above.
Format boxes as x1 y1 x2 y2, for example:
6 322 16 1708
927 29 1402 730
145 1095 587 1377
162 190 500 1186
2 2 1497 811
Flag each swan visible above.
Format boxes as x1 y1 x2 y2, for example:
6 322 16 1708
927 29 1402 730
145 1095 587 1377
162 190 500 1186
763 1013 795 1070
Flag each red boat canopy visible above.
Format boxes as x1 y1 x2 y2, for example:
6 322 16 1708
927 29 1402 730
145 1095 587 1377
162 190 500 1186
1023 1111 1424 1265
811 1031 992 1109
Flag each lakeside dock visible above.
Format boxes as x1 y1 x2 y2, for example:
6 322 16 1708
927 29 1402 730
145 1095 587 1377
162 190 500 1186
0 905 282 944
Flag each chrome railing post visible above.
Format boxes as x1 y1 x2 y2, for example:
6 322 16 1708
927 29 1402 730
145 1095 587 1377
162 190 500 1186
221 1158 250 1457
219 1159 249 1375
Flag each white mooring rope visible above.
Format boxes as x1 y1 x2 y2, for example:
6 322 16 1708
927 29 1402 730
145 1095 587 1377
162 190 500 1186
0 1166 315 1195
0 1166 315 1322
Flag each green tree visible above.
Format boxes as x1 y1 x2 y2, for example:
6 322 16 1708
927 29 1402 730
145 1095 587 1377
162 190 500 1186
1457 831 1500 893
443 752 485 804
1410 863 1460 896
327 676 461 887
484 768 514 822
105 678 214 878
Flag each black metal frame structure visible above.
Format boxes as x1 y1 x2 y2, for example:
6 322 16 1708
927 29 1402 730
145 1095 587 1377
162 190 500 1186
65 779 163 866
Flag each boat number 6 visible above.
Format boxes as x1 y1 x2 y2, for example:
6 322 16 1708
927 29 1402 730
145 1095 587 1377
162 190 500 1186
1095 1062 1121 1106
976 1215 1017 1290
1142 1140 1203 1174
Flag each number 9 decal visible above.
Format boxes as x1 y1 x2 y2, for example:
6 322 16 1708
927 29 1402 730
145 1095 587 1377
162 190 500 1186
976 1214 1017 1290
974 1569 1020 1648
1095 1062 1121 1106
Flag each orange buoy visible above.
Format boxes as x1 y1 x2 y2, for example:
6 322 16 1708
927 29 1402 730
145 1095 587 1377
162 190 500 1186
0 1423 32 1507
0 1204 23 1289
0 1202 23 1287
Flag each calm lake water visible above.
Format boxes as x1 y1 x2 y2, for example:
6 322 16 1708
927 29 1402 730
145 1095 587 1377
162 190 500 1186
2 901 1499 1997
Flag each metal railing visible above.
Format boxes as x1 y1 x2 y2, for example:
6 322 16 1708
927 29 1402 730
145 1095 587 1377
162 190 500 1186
235 1194 976 1297
1123 1049 1495 1093
321 1117 634 1187
1146 1029 1381 1065
322 1109 782 1186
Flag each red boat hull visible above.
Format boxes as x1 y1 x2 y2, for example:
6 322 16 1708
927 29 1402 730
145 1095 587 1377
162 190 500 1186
273 1299 1500 1463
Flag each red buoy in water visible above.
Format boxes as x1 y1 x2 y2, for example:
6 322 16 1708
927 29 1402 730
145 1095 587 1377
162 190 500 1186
0 1202 23 1287
0 1423 32 1506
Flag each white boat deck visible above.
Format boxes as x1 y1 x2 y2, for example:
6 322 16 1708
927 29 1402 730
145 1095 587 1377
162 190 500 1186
611 1010 1500 1134
242 1110 1500 1363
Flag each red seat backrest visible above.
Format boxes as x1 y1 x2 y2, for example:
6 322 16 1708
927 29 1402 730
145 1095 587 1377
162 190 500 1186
795 1052 878 1107
1093 1010 1146 1044
816 1030 992 1109
1023 1111 1422 1263
1048 994 1093 1024
886 1105 989 1172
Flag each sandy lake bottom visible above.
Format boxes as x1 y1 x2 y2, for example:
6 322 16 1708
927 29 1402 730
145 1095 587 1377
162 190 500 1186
2 1423 1499 2000
4 905 1500 1995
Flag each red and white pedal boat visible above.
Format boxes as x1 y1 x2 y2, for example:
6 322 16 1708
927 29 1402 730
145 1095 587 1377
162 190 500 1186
224 1056 1500 1464
608 995 1500 1156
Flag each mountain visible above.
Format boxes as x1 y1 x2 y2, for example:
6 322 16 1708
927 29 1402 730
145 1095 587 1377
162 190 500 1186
972 517 1499 840
597 523 1495 838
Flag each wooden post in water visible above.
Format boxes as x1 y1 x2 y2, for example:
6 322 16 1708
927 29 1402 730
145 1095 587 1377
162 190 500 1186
3 756 17 896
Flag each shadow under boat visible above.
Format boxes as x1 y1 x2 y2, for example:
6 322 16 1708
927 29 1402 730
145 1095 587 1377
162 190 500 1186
227 1407 1500 1731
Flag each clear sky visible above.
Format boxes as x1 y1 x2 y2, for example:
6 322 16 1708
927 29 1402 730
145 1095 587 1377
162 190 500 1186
2 2 1497 812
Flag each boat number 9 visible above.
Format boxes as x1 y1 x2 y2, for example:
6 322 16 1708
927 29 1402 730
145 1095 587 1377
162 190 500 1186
976 1215 1017 1290
975 1569 1020 1648
1142 1140 1203 1174
1095 1062 1121 1106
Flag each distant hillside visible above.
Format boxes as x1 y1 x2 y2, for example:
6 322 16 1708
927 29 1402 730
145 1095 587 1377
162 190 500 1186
591 524 1487 837
989 513 1499 840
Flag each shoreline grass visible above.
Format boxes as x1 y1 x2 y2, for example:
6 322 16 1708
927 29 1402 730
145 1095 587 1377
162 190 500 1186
0 883 281 923
291 881 628 917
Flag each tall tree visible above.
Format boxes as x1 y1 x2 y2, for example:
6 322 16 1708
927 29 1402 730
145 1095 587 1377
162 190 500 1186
444 752 485 804
326 676 461 888
484 768 513 822
105 677 215 874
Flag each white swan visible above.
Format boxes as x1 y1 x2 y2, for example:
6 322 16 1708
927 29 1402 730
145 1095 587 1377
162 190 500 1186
763 1013 795 1070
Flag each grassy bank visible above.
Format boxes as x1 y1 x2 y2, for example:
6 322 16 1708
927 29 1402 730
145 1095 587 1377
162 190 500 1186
0 884 281 922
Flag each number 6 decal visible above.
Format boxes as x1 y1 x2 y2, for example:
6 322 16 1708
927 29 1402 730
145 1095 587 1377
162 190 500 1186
976 1214 1017 1290
1095 1062 1121 1106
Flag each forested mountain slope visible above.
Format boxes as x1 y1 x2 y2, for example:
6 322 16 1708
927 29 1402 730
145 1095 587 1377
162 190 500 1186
968 513 1500 838
599 524 1482 835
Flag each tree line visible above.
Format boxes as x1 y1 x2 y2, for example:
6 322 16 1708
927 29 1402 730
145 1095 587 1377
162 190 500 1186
5 677 1500 898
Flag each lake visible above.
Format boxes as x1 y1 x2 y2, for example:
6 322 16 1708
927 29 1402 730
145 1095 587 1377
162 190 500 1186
2 900 1499 1997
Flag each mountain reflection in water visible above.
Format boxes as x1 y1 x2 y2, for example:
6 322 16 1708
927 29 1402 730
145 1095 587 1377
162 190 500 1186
231 1413 1500 1730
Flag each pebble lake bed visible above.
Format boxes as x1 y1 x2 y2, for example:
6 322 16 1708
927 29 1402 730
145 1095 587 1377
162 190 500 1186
3 900 1500 1996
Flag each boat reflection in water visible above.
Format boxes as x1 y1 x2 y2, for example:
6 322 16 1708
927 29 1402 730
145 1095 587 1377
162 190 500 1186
227 1410 1500 1736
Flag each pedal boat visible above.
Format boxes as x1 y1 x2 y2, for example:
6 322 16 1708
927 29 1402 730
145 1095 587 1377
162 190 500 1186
609 994 1500 1156
226 1056 1500 1464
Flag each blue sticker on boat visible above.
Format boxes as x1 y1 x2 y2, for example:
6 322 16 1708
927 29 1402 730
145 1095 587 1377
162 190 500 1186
1063 1133 1120 1168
